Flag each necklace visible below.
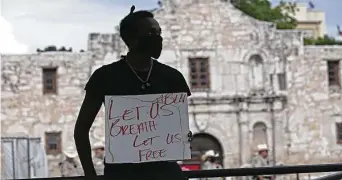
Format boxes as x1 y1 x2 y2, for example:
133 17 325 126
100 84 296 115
125 57 153 91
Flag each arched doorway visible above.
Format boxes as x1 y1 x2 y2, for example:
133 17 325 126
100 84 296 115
185 133 224 169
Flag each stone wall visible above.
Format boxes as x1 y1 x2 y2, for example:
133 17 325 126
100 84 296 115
154 0 303 96
285 46 342 164
152 0 302 168
1 52 91 137
1 52 93 176
1 34 124 177
152 0 342 168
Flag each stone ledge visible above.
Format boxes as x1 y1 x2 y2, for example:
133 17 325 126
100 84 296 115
1 52 91 58
304 45 342 49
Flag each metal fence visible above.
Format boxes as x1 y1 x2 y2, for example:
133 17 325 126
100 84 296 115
185 163 342 179
11 163 342 180
1 137 49 179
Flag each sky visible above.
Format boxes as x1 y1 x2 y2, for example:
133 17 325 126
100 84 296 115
0 0 341 54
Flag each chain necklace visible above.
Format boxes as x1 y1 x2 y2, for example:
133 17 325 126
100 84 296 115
125 57 153 91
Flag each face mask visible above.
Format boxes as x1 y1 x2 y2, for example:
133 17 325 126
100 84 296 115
135 35 163 59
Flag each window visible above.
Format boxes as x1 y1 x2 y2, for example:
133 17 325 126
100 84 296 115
253 122 268 146
42 68 57 94
45 132 62 155
278 73 287 90
336 123 342 144
189 58 210 89
327 61 340 87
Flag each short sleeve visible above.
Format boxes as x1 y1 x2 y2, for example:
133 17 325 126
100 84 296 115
84 67 105 100
175 71 191 97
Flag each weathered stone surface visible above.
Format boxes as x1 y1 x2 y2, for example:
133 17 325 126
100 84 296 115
1 52 94 176
1 0 342 177
285 46 342 165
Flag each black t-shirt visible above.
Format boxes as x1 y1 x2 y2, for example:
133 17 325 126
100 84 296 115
85 57 191 101
84 57 191 179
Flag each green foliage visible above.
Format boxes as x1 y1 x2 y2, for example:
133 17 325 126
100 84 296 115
58 46 67 51
36 46 73 52
232 0 297 29
44 45 58 52
231 0 342 45
304 35 342 45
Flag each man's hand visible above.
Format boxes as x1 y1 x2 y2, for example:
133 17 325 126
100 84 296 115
187 131 193 150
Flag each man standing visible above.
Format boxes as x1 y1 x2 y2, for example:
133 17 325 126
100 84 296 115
74 5 192 180
92 141 105 176
251 144 274 180
202 150 223 180
59 147 82 177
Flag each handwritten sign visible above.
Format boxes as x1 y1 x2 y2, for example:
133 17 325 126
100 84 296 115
104 93 191 164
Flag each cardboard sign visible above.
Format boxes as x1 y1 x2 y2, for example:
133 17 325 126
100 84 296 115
104 93 191 164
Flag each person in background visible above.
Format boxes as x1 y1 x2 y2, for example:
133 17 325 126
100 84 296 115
92 141 105 175
201 150 223 180
59 147 82 177
251 144 274 180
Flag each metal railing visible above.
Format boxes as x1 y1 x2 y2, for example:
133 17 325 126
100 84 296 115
13 163 342 180
185 163 342 178
1 137 43 179
313 172 342 180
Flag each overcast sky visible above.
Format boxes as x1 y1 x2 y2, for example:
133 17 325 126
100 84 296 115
1 0 341 54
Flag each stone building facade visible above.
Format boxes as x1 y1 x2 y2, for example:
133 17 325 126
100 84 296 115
1 0 342 177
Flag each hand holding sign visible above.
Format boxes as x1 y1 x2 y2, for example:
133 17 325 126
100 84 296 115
104 93 191 164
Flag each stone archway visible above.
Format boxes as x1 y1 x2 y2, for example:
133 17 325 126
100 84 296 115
248 54 265 91
252 121 268 147
191 133 224 166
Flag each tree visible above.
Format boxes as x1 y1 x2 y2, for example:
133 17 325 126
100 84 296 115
43 45 58 52
36 45 75 52
304 35 342 45
58 46 67 51
232 0 297 29
232 0 342 45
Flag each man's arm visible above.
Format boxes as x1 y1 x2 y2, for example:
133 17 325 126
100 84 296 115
59 163 66 177
74 92 102 178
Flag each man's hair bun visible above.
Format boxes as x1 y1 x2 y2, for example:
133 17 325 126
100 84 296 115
130 5 135 14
